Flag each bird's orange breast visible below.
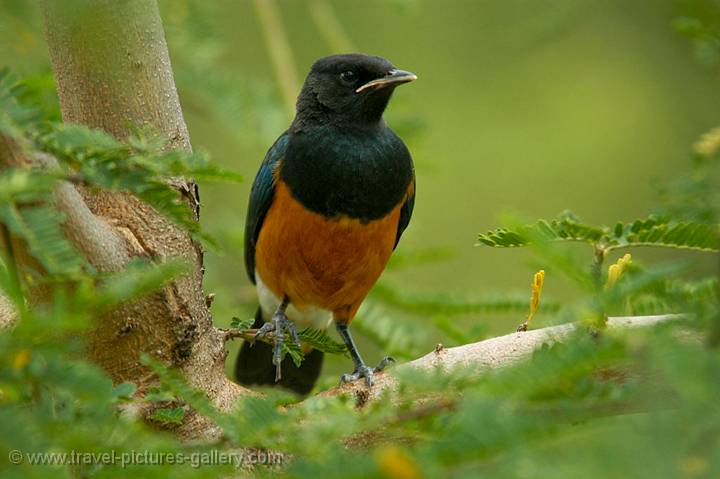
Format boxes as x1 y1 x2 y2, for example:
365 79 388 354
255 180 402 322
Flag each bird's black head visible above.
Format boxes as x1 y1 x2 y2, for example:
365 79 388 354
293 53 416 128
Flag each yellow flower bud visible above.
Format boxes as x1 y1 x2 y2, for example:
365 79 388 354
528 270 545 323
606 254 632 289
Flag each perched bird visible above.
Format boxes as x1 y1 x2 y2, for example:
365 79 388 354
235 53 416 395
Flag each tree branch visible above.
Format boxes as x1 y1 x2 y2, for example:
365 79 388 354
317 314 684 405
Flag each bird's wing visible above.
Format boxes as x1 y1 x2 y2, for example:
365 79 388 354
394 175 415 249
244 132 289 284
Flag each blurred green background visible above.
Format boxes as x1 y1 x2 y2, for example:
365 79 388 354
1 0 718 383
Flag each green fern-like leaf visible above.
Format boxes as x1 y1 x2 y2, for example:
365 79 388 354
352 302 426 359
238 396 285 433
149 407 186 425
0 169 57 203
478 211 718 252
141 354 240 437
230 317 256 330
612 219 718 251
626 276 719 316
0 202 85 278
298 328 347 355
43 124 241 244
478 211 607 248
2 68 243 256
0 68 43 136
86 260 188 312
282 341 305 367
371 282 559 315
238 325 346 368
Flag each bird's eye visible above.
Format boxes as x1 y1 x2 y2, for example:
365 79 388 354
339 70 357 84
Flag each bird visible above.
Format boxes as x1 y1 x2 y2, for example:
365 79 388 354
235 53 416 395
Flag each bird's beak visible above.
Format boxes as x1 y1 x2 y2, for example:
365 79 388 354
356 69 417 93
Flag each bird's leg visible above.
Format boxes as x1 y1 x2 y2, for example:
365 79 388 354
253 297 301 382
336 323 394 388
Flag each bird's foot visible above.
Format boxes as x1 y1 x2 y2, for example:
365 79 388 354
339 356 395 388
253 310 301 382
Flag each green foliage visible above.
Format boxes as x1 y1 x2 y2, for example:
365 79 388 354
0 69 242 254
281 328 348 367
297 328 346 356
149 407 186 425
358 281 561 357
229 316 255 330
87 260 189 309
478 210 718 252
352 302 426 359
130 323 720 478
0 68 44 136
0 201 86 279
626 275 719 316
0 259 217 479
674 0 720 68
0 168 86 281
0 65 246 478
34 124 242 245
658 130 720 224
372 282 559 315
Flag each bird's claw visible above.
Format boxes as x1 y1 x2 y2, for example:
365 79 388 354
253 310 301 382
339 356 395 388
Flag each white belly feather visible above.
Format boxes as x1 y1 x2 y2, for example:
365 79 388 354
255 271 333 330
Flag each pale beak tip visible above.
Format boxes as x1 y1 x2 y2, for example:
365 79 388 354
355 69 418 93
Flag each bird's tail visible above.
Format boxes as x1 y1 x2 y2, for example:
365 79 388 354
234 307 324 395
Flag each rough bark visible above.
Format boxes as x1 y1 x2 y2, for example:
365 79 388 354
0 292 16 329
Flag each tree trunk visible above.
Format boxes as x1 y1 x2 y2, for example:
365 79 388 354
40 0 247 439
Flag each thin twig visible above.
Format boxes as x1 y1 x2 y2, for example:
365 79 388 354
222 327 274 343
